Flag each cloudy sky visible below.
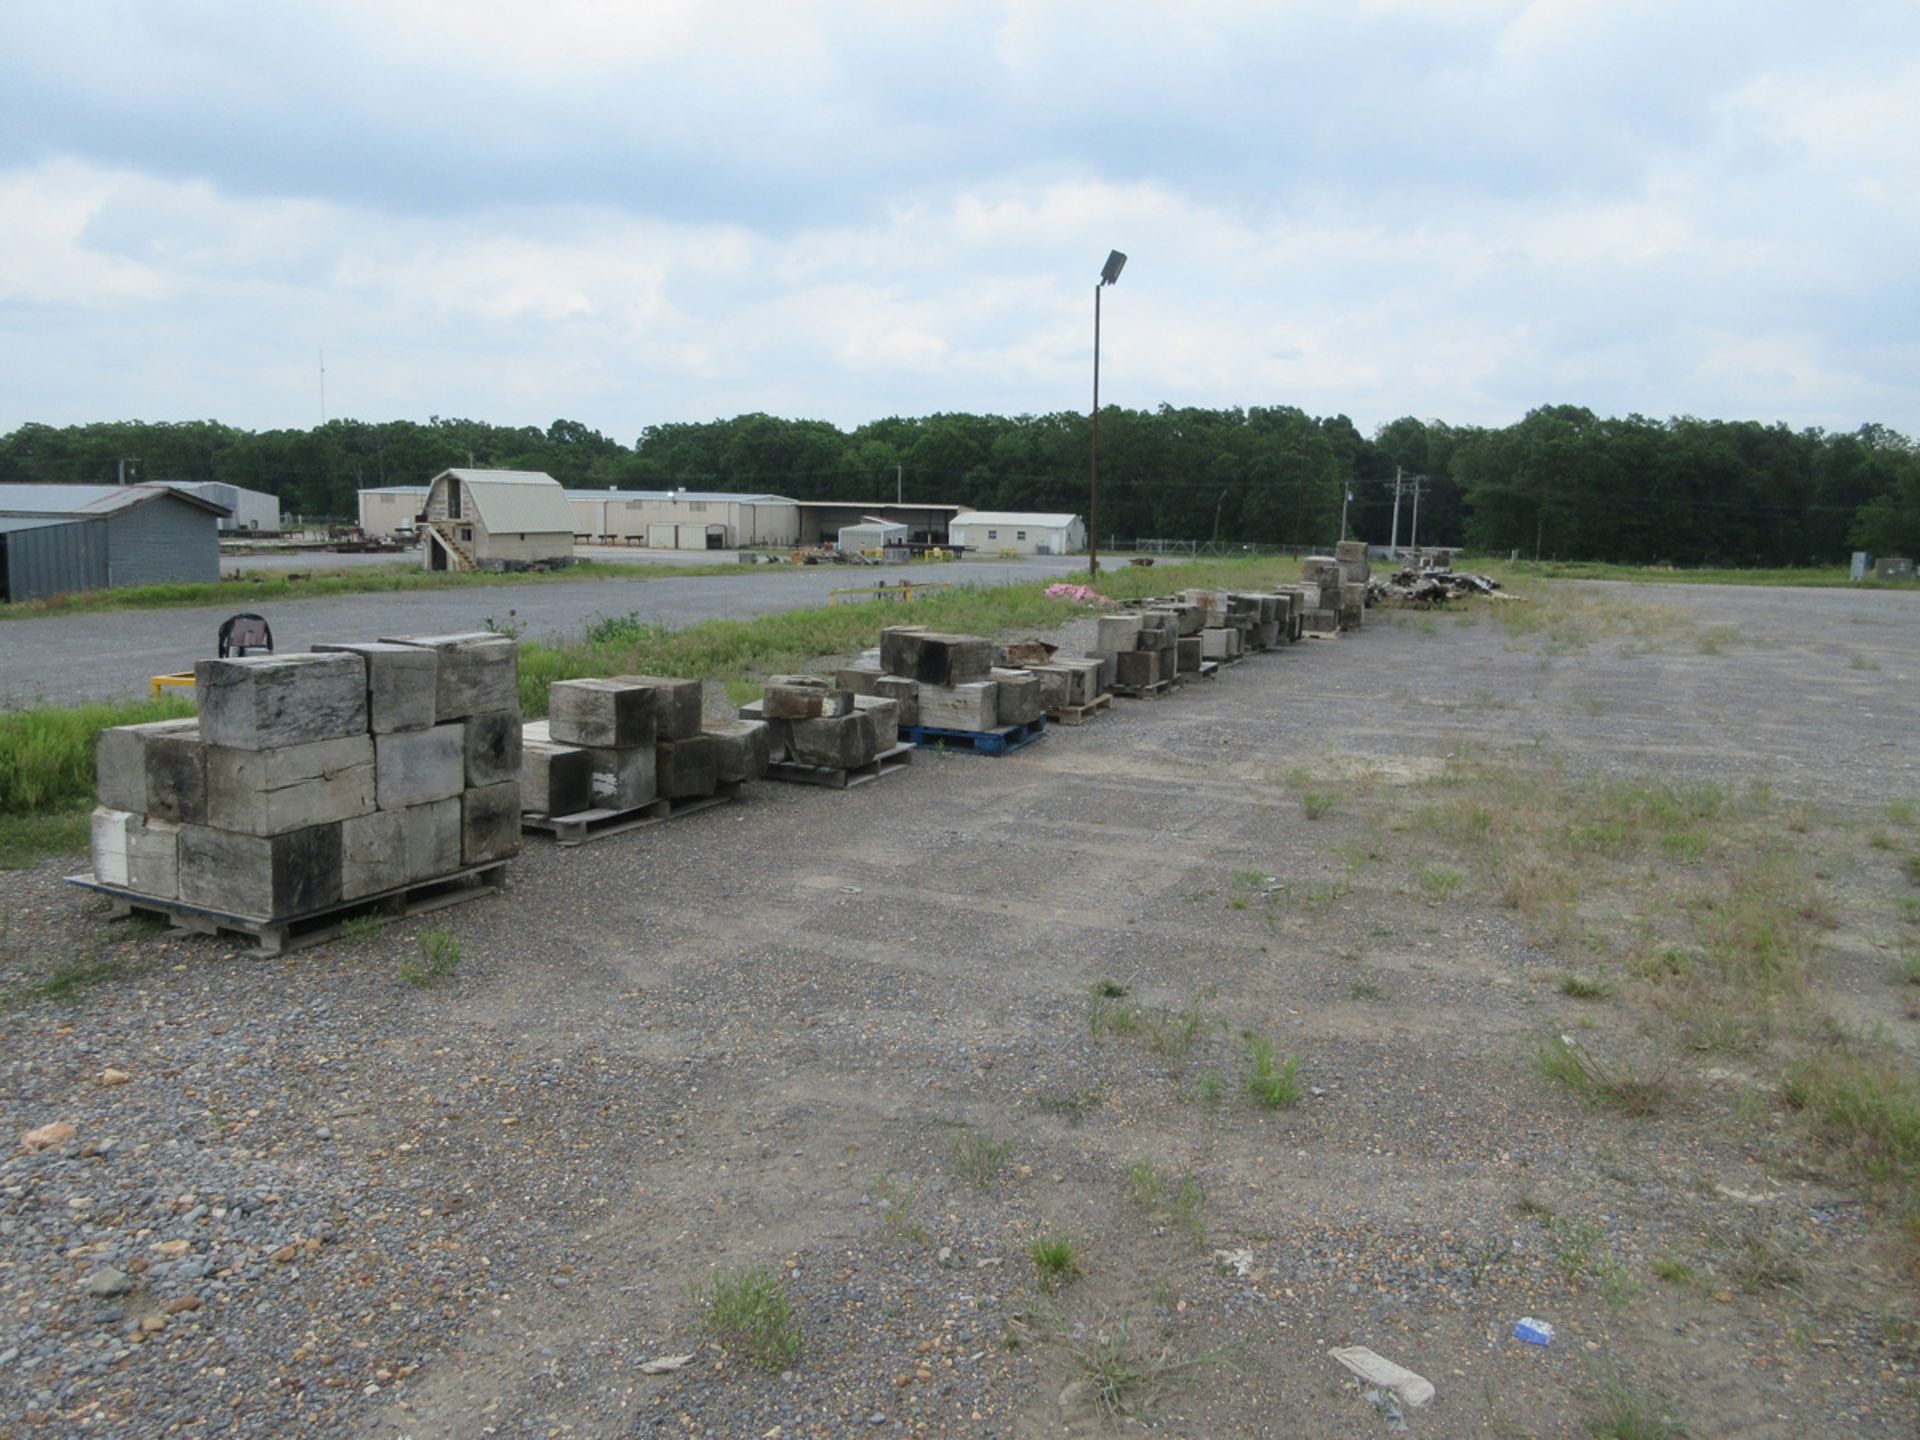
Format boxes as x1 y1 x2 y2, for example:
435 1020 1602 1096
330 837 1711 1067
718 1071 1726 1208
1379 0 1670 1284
3 1 1916 441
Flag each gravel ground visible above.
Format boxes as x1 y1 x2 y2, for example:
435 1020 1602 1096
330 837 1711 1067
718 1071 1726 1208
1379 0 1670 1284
2 580 1917 1438
0 556 1126 708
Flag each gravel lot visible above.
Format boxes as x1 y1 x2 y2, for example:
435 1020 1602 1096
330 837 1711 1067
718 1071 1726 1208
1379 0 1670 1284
0 556 1124 709
2 580 1917 1438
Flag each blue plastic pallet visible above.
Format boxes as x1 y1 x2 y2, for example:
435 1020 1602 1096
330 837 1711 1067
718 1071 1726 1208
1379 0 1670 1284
902 716 1047 756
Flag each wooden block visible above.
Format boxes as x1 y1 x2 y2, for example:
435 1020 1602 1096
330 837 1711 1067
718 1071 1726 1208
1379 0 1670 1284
609 675 703 740
655 735 721 800
834 666 883 696
381 632 518 721
547 679 657 748
461 782 522 865
850 695 900 751
340 809 406 901
1115 650 1160 688
1094 614 1144 652
520 740 592 817
314 641 439 734
1201 628 1233 660
204 736 376 837
178 822 343 919
1140 609 1182 637
402 797 462 882
374 724 464 809
736 701 792 762
557 737 656 810
97 719 207 822
704 719 770 783
998 639 1057 666
1049 658 1105 706
463 710 523 787
195 653 368 749
918 681 998 731
763 675 852 720
878 630 992 686
790 710 877 769
1135 624 1174 652
90 807 181 899
1177 635 1203 672
1024 666 1072 710
873 675 919 728
988 669 1042 726
1081 651 1119 695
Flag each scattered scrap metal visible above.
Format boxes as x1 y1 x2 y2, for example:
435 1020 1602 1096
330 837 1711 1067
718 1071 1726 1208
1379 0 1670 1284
1368 567 1511 605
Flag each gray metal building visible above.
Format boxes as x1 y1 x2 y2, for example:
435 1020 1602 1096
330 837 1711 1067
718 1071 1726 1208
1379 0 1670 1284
0 484 229 602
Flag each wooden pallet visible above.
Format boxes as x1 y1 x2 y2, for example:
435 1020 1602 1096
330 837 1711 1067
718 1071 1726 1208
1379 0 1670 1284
524 780 742 846
1045 693 1112 726
902 717 1047 756
1196 660 1221 679
766 742 915 789
1112 677 1175 699
66 863 509 957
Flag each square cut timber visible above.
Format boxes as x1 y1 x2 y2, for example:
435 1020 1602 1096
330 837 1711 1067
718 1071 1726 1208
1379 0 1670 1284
900 716 1047 757
520 780 744 847
766 740 915 790
65 862 507 958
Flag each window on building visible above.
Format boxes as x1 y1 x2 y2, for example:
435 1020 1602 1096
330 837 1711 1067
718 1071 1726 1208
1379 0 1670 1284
987 529 998 539
688 501 709 513
1016 530 1027 541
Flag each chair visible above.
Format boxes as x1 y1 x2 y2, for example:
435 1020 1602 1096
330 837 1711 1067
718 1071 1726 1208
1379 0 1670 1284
218 613 274 658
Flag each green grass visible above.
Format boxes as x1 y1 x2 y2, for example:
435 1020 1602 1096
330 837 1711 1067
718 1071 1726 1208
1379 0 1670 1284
951 1130 1011 1190
1301 792 1335 820
1125 1159 1208 1249
1241 1034 1301 1108
339 914 387 945
0 696 195 815
400 927 462 987
1494 558 1855 590
1418 865 1464 899
0 559 733 620
1535 1036 1670 1116
0 812 94 870
1650 1257 1695 1286
1065 1321 1222 1421
1029 1232 1079 1290
1782 1040 1920 1190
1559 972 1615 1000
1580 1359 1689 1439
694 1265 803 1370
1036 1090 1102 1127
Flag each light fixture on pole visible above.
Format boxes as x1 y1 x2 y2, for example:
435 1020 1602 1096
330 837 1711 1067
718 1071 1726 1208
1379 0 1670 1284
1089 249 1126 579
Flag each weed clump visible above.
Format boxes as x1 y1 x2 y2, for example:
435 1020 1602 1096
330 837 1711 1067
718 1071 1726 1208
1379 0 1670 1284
694 1266 802 1370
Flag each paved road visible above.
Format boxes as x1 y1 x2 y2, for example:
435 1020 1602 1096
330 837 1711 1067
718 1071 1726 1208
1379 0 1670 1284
218 544 751 573
0 557 1135 707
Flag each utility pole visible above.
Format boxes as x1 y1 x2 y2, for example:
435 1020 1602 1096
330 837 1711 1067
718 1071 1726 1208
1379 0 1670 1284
896 463 903 506
1409 476 1425 555
1389 466 1403 557
1339 485 1352 542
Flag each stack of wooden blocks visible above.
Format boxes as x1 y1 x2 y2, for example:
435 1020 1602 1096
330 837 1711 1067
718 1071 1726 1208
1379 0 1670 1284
1333 540 1372 629
1090 610 1180 695
1299 558 1347 633
521 675 768 832
994 641 1110 723
736 673 908 780
88 633 521 925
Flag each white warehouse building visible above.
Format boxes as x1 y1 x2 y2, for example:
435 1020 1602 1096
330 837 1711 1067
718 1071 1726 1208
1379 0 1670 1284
946 511 1085 556
566 490 801 550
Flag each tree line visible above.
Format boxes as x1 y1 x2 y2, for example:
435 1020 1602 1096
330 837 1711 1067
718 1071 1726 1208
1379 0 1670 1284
1 405 1913 564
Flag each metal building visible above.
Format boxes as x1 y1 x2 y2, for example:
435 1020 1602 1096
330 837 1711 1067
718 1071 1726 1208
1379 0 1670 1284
564 489 802 549
158 480 282 534
946 511 1086 556
0 484 228 602
420 469 576 571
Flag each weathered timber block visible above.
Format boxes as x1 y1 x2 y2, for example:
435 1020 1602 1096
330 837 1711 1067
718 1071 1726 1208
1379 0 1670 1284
834 666 884 696
655 735 721 800
375 724 464 809
204 735 376 837
1094 614 1144 652
179 822 343 919
381 632 518 721
314 641 439 734
196 653 368 749
520 740 592 817
1115 650 1161 688
1047 658 1105 706
873 675 919 728
463 710 522 787
789 710 877 769
530 719 657 810
918 681 998 731
1253 621 1280 648
1082 651 1119 695
461 782 522 865
763 676 852 720
340 809 406 901
1135 624 1174 652
1140 609 1182 637
704 719 771 783
1334 539 1369 565
96 718 207 821
735 701 791 762
1024 665 1072 710
998 639 1057 666
877 630 992 686
850 696 900 751
609 675 703 740
402 797 462 882
1177 635 1203 672
90 808 181 899
988 669 1042 726
547 679 656 749
1200 627 1233 659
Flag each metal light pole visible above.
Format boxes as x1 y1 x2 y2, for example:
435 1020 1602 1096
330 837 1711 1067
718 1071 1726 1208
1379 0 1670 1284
1089 249 1126 578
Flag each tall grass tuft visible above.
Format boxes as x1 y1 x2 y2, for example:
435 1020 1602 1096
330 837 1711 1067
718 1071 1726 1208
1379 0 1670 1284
0 697 195 816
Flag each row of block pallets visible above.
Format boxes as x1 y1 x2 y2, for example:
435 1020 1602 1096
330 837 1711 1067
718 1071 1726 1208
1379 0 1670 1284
73 548 1375 950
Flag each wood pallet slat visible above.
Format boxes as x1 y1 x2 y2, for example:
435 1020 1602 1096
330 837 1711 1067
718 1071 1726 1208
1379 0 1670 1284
524 780 743 846
766 742 916 790
1045 693 1112 726
65 863 509 957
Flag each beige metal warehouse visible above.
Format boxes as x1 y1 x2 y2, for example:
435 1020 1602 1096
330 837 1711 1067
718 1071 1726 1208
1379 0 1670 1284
946 511 1086 556
565 489 801 549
